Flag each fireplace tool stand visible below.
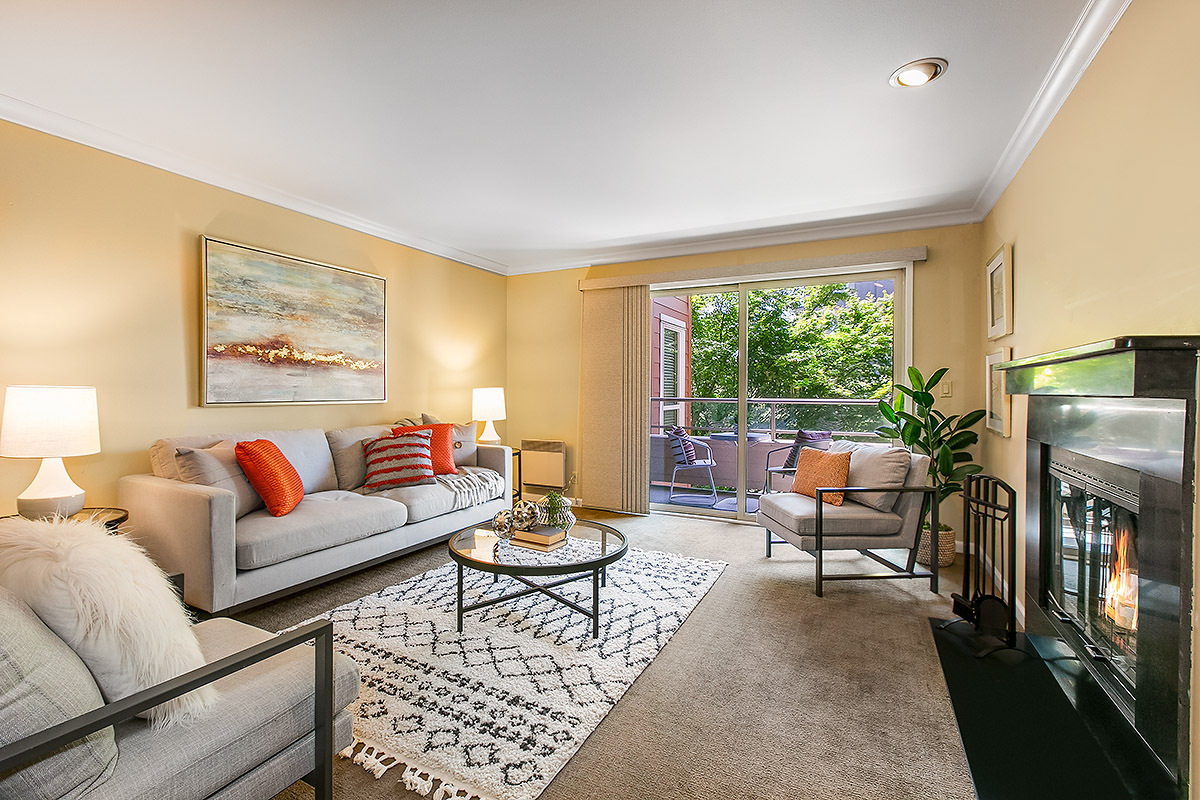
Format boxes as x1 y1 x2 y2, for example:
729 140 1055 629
940 474 1018 657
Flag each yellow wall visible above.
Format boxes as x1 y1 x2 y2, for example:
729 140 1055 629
0 121 508 513
977 0 1200 782
507 224 986 507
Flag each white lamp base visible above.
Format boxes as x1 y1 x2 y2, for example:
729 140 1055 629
17 457 86 519
479 419 501 445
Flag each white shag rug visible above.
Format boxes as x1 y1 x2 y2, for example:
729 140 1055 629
310 544 725 800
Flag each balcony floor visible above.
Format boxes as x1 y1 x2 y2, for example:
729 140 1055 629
650 484 761 514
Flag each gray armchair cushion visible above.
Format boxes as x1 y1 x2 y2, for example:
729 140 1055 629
236 490 408 569
88 617 359 800
0 586 117 800
757 492 903 536
829 440 913 512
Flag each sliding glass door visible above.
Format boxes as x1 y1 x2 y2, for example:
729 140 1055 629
649 270 905 520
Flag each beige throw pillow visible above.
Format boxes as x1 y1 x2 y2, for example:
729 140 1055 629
175 440 264 518
830 440 912 512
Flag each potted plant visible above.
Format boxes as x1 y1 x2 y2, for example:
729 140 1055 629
875 366 986 566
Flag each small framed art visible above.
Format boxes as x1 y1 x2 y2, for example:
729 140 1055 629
986 244 1013 339
985 348 1012 437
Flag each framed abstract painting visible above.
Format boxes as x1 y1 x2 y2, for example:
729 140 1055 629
202 237 386 405
985 244 1013 340
985 347 1012 437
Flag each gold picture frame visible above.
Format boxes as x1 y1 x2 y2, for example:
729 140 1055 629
201 237 387 406
986 244 1013 340
985 348 1012 437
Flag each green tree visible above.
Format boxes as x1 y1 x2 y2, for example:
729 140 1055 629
688 283 894 434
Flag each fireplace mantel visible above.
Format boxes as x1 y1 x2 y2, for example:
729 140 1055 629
998 335 1200 399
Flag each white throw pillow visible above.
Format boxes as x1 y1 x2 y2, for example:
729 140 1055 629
0 516 217 727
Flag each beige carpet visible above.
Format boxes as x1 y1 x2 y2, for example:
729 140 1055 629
247 510 974 800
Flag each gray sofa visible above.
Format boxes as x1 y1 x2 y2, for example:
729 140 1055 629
118 425 511 613
0 585 358 800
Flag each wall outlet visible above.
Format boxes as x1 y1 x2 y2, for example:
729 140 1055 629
940 380 953 397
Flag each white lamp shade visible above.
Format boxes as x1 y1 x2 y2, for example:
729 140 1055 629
0 385 101 458
472 387 506 422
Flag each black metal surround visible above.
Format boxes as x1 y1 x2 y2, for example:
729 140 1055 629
0 619 336 799
999 336 1197 797
448 523 629 639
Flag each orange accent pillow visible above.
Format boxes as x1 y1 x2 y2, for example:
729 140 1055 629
791 447 852 506
234 439 305 517
391 423 458 475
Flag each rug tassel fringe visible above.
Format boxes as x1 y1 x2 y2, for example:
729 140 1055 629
341 737 494 800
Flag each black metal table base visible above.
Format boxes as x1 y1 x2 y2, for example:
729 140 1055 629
457 564 607 638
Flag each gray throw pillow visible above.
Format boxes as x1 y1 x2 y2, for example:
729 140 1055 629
419 414 477 466
829 440 912 512
175 440 264 519
0 586 118 800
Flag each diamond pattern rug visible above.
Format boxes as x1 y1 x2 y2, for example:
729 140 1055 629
306 544 725 800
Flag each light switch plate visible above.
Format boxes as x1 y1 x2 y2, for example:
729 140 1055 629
941 380 953 397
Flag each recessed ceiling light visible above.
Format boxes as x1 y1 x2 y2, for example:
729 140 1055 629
889 58 948 88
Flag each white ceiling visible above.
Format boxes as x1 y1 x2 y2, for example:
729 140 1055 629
0 1 1127 274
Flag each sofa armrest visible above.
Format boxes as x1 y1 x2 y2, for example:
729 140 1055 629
0 619 338 798
475 444 513 504
118 474 237 613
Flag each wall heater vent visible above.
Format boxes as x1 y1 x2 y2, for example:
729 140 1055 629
520 439 566 489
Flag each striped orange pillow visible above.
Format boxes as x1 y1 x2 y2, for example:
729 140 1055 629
791 447 852 506
364 430 437 490
234 439 305 517
391 423 458 475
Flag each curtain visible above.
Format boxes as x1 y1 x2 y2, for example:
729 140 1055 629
579 285 650 514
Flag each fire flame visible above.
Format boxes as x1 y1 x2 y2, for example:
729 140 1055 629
1103 527 1138 631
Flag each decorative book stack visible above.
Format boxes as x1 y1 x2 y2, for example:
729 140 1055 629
511 524 567 552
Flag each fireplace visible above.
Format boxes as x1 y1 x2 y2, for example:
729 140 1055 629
1000 337 1198 797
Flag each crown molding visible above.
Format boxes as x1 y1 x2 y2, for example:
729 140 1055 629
505 207 977 275
0 93 511 275
971 0 1132 217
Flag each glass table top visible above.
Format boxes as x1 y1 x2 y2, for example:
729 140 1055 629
449 519 627 574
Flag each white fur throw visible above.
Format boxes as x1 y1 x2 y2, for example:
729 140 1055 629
0 516 216 727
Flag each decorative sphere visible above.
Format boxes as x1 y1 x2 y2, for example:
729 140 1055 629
491 509 512 536
511 500 541 531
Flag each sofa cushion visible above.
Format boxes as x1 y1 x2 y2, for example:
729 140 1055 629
151 428 337 494
363 430 436 490
236 491 408 569
87 617 359 800
175 440 264 519
829 440 913 512
758 491 903 536
422 414 478 467
0 586 117 800
325 424 392 490
359 482 456 523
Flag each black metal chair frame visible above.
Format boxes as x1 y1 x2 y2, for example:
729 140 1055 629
761 443 797 494
667 437 718 504
766 485 940 596
0 619 337 800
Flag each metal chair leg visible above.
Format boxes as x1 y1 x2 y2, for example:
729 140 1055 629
765 528 772 558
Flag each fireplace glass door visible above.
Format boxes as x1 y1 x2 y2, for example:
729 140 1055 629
1048 470 1140 694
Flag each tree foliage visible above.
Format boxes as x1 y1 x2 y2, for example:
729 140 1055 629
688 283 894 433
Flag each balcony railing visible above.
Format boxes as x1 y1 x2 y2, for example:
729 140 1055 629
649 396 883 439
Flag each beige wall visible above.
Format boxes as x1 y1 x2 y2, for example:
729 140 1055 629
977 0 1200 782
507 224 986 509
0 121 508 513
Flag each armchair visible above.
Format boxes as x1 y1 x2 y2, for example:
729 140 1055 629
0 590 359 800
757 447 939 596
665 431 718 505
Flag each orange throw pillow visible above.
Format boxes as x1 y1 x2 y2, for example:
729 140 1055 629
791 447 852 506
391 423 458 475
234 439 305 517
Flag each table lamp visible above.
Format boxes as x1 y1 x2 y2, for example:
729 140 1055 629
0 385 101 519
472 387 506 445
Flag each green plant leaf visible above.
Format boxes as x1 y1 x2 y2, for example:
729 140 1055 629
939 483 963 502
875 425 900 439
878 399 897 423
946 430 978 449
932 416 955 437
937 444 954 476
914 391 936 409
907 366 925 391
950 464 984 480
894 384 916 399
925 368 948 391
900 421 920 447
952 451 973 463
955 409 987 430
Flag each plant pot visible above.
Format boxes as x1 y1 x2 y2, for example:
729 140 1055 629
916 525 956 567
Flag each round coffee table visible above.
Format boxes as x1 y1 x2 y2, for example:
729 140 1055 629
448 519 628 638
